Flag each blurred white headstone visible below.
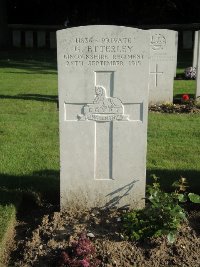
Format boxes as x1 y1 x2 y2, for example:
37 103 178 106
149 29 177 104
193 31 199 68
25 31 33 48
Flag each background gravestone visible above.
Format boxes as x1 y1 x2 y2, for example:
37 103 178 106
148 29 178 104
25 31 33 48
57 25 150 209
196 30 200 99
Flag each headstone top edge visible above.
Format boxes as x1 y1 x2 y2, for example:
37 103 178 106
149 29 178 33
56 25 146 34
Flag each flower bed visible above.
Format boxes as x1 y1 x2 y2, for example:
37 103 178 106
149 101 200 114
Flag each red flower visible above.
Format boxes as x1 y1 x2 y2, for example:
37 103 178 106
182 94 189 101
80 259 90 267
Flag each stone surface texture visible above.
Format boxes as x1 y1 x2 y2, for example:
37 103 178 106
57 25 150 209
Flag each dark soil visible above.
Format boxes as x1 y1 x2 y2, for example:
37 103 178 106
7 203 200 267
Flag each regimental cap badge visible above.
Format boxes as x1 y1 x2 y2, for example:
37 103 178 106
150 34 166 50
78 85 129 122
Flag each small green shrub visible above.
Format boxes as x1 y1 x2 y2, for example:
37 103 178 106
123 176 200 243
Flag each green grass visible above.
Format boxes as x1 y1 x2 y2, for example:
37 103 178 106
0 49 200 260
174 80 195 96
0 50 59 260
174 49 196 97
147 113 200 191
0 54 59 204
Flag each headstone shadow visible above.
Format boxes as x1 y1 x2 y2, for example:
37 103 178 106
103 180 139 209
0 94 58 103
0 170 60 209
146 169 200 194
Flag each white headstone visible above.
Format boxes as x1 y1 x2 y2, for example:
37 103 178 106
25 31 33 48
193 31 199 68
183 31 193 49
13 30 21 48
148 29 178 104
196 31 200 99
37 31 46 48
57 25 150 209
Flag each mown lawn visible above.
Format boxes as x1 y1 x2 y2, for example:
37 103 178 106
0 50 59 260
0 49 199 261
0 50 59 199
174 49 196 97
147 113 200 190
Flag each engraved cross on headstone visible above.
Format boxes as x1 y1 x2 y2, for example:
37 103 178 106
64 71 143 180
91 71 115 180
150 63 163 87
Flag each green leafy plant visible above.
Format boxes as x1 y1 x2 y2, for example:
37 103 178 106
123 176 200 243
172 177 200 204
